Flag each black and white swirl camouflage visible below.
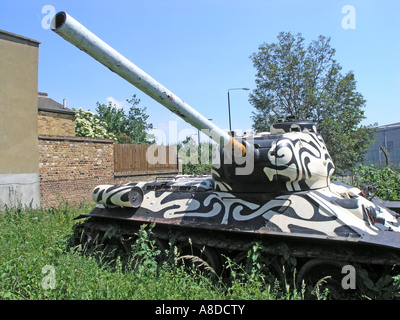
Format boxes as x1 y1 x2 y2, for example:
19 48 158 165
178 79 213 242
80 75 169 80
265 132 335 191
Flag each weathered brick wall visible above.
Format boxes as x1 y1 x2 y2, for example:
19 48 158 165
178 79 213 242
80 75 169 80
38 135 114 208
38 111 76 136
38 136 182 208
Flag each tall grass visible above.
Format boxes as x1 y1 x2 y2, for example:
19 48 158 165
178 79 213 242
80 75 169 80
2 205 398 300
0 205 301 300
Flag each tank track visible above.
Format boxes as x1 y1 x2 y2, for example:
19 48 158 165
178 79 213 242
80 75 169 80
75 216 400 265
72 216 400 299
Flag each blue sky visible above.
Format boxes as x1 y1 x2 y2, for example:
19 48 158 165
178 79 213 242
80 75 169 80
1 0 399 144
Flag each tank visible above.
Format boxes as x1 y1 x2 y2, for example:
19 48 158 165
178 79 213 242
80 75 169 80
51 12 400 297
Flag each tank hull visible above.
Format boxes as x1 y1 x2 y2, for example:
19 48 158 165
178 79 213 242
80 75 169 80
75 177 400 266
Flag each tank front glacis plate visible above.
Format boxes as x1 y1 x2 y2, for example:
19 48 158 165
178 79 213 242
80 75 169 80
85 177 400 249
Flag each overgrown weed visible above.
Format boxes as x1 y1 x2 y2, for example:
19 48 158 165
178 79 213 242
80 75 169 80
1 205 400 300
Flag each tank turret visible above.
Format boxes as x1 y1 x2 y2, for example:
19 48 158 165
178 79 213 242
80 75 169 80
212 118 335 193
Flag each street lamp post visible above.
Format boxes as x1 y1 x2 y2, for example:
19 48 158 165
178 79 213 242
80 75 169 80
227 88 250 133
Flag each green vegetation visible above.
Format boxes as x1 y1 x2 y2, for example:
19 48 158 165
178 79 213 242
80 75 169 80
177 137 215 175
352 165 400 201
73 108 117 141
0 205 299 300
74 94 154 144
249 32 375 172
1 205 399 300
95 95 154 144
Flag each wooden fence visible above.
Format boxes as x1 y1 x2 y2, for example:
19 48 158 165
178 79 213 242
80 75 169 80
114 144 179 173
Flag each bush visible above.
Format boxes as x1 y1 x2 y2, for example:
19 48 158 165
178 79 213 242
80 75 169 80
73 108 117 141
352 165 400 200
2 205 399 300
0 206 284 300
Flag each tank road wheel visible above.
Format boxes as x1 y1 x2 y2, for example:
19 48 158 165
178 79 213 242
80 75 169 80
120 235 137 256
177 241 222 277
261 255 286 287
153 238 169 265
296 259 362 299
120 234 169 265
232 252 285 289
71 223 102 253
69 222 89 248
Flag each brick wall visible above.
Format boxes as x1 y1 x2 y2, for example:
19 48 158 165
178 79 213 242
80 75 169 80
38 135 114 208
38 135 181 208
38 111 76 136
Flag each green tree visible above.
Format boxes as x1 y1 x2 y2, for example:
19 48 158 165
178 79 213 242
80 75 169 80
177 136 216 175
96 95 154 144
353 165 400 201
249 32 375 172
73 108 117 141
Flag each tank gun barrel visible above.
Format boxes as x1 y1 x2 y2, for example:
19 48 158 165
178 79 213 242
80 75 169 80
51 11 245 155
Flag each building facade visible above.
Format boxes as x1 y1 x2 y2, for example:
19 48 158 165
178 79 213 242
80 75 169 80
364 122 400 168
37 92 76 136
0 29 41 209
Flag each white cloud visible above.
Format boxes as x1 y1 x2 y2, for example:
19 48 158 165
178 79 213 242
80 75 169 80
105 96 130 110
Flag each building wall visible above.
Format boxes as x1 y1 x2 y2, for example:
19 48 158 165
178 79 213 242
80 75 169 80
38 135 114 208
364 123 400 168
0 30 41 209
38 135 180 208
38 110 76 136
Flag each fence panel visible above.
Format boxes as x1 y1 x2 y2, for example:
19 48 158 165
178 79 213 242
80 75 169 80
114 144 178 173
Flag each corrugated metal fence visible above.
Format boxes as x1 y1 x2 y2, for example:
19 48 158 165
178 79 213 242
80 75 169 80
114 144 178 173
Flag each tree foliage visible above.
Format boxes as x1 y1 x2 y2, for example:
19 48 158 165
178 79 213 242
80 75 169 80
177 136 216 175
73 108 117 141
353 165 400 201
249 32 375 171
96 95 154 144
